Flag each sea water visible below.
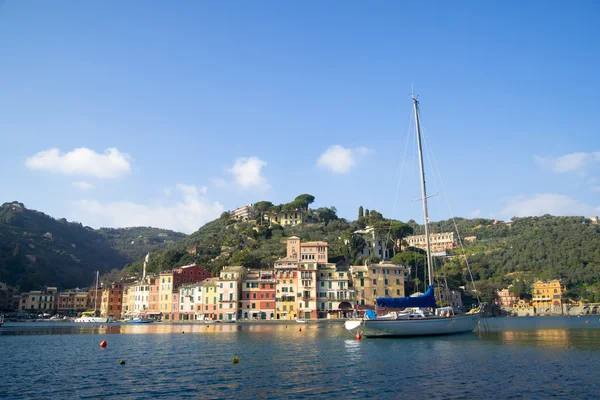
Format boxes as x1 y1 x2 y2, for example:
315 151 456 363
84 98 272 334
1 317 599 399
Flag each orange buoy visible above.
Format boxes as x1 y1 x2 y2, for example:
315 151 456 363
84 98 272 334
356 333 362 340
99 340 107 348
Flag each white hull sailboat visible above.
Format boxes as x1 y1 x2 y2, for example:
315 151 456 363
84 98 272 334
344 95 481 338
75 271 108 323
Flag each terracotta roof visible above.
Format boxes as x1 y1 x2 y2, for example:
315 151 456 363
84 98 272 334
300 241 328 246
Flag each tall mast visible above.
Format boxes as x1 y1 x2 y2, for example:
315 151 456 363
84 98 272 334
94 271 99 313
412 95 434 288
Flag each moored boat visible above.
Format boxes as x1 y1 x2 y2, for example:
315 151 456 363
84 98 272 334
344 95 481 338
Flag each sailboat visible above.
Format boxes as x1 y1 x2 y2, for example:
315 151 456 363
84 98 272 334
344 95 481 337
74 271 108 323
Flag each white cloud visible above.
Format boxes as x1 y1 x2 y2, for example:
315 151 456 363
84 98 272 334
535 151 600 175
226 157 269 190
25 147 132 179
500 193 600 218
316 145 373 174
71 181 95 191
75 184 224 234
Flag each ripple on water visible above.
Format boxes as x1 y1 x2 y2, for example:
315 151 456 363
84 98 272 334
1 320 600 399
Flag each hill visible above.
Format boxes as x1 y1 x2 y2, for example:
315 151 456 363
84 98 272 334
0 201 186 290
130 200 600 303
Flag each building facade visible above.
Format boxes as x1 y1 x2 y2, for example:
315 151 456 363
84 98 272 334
495 288 519 308
275 257 298 320
350 263 405 315
532 280 565 313
231 204 255 221
353 226 391 260
316 264 354 318
100 282 125 319
218 266 246 321
405 232 456 253
241 269 276 320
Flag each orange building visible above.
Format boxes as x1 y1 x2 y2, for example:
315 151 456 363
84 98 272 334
100 281 125 319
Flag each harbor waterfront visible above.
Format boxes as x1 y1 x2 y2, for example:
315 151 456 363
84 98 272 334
1 317 600 399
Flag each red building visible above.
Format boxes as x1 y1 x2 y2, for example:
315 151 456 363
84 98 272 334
241 269 276 320
172 264 211 289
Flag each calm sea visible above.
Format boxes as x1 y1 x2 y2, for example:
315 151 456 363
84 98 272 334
1 317 599 399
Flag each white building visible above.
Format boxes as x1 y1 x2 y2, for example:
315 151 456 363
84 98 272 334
353 226 391 260
218 266 246 320
316 264 354 319
231 204 255 221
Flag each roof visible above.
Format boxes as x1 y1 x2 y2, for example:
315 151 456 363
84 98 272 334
275 257 298 263
300 241 328 247
200 278 219 287
221 265 245 272
287 236 300 240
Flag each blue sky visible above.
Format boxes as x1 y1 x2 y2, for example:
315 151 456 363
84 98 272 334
1 1 599 233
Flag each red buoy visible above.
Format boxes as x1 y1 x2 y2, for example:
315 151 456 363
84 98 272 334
356 333 362 340
99 340 107 348
109 326 113 330
299 328 302 332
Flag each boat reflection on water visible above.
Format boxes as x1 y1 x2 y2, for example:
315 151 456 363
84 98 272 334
482 328 600 350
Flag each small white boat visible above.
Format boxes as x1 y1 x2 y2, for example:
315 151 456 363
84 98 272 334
295 319 307 324
75 271 108 323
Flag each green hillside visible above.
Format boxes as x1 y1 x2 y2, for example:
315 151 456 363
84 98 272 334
130 199 600 303
0 201 186 290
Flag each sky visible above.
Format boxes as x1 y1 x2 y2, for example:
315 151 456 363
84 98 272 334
1 1 599 234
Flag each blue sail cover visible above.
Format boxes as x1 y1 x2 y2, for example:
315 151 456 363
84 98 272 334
376 285 438 309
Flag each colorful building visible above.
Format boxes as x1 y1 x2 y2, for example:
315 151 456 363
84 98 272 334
532 280 565 313
100 282 125 319
495 288 519 308
19 287 57 313
275 257 298 320
218 266 246 321
57 289 88 315
316 264 355 318
350 262 406 315
241 269 276 320
199 278 220 321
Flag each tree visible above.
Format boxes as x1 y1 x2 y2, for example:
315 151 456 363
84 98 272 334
315 207 338 225
358 206 364 219
390 222 413 254
365 209 370 217
253 201 274 225
295 194 315 211
368 210 383 224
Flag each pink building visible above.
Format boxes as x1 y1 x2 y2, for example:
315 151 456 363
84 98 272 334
439 289 464 311
496 288 519 307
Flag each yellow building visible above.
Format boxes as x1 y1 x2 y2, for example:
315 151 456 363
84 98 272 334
275 257 298 320
158 271 174 320
265 211 303 226
200 278 220 320
317 263 355 318
532 280 564 313
350 262 405 312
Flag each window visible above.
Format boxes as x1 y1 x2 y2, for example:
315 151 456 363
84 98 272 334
373 279 377 285
230 283 233 288
252 303 256 309
396 279 400 284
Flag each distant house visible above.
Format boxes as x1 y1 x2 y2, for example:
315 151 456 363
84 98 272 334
591 216 599 225
353 226 391 260
404 232 456 253
464 236 477 243
532 280 565 314
495 287 519 308
231 204 255 221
